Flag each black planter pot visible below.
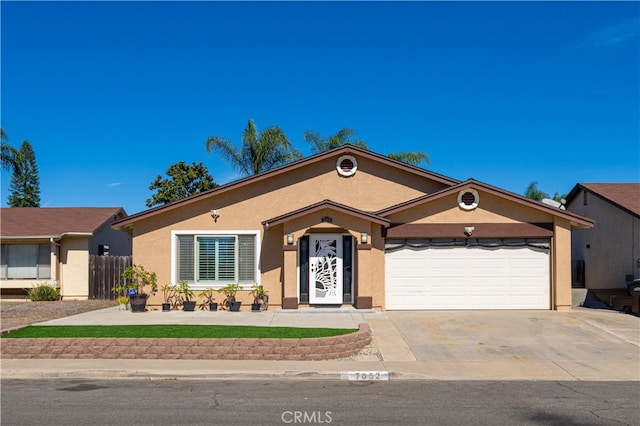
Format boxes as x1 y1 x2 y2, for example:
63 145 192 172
183 301 197 311
229 301 242 312
251 303 260 311
130 294 148 313
162 303 171 312
209 302 218 311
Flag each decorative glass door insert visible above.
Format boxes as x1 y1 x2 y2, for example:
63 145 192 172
309 234 343 304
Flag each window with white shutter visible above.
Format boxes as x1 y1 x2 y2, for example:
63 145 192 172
174 232 257 287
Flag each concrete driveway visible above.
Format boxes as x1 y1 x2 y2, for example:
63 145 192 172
387 309 638 362
377 308 640 380
2 306 638 381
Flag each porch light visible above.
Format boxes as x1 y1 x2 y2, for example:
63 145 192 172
286 234 295 245
360 232 369 244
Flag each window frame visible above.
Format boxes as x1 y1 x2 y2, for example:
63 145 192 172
0 242 52 280
171 230 260 290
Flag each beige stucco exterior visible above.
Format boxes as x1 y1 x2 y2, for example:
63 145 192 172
568 187 640 290
58 237 90 300
114 147 592 311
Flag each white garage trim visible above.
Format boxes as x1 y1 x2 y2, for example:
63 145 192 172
385 239 550 310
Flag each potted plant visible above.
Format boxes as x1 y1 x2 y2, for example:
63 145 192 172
160 284 178 312
218 283 242 311
116 295 129 311
115 264 158 313
249 283 269 312
176 280 196 311
198 287 218 311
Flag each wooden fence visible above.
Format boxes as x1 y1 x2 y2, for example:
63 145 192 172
88 255 132 300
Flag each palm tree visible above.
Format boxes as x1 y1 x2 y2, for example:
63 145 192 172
303 128 368 153
387 151 430 166
0 128 18 172
206 119 302 176
524 182 549 201
303 127 430 166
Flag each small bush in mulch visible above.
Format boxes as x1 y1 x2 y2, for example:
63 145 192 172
25 283 60 301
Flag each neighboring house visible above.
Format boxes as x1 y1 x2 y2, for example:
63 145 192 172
1 207 131 299
566 183 640 291
112 146 593 311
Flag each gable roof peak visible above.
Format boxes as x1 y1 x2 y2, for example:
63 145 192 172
376 177 593 228
567 182 640 217
112 146 459 229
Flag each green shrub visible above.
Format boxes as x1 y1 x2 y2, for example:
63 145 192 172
26 283 60 301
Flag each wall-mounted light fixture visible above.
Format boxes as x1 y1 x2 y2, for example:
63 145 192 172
211 210 220 221
361 232 369 244
286 233 294 245
464 226 474 237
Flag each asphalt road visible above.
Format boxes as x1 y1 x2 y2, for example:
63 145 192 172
2 379 638 425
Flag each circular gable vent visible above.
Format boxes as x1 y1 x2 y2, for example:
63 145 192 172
458 189 479 210
336 155 357 177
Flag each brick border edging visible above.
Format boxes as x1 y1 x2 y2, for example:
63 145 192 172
0 324 371 361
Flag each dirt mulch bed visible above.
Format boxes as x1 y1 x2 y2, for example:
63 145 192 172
0 300 114 332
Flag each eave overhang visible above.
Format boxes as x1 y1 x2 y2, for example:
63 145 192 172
262 199 391 229
377 179 595 229
386 223 554 239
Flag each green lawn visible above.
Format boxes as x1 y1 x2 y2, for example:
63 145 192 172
1 324 357 339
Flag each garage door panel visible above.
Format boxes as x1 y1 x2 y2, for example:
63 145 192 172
385 244 550 310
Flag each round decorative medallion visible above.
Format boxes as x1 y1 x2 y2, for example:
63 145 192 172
336 155 357 177
458 189 479 210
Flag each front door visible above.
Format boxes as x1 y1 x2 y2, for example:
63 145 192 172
309 234 343 304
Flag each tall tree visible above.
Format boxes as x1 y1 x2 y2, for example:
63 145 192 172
303 128 368 153
8 140 41 207
0 128 18 172
524 181 549 201
524 181 566 202
387 151 430 166
205 119 302 176
146 161 217 207
303 128 430 166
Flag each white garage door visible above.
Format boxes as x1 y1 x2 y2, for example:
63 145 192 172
385 243 550 310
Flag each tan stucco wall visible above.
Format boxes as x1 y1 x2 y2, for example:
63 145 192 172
59 238 90 300
127 154 575 311
568 191 640 289
130 158 449 308
553 218 573 311
387 191 553 224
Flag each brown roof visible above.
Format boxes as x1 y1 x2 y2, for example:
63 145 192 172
568 183 640 217
1 207 126 238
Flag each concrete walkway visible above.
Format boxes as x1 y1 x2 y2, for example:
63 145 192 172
2 306 638 381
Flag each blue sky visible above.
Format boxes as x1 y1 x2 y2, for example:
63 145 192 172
1 1 638 215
